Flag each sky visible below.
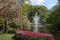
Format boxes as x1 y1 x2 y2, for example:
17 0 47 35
30 0 58 9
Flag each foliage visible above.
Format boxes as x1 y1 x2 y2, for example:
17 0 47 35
47 1 60 34
21 5 50 23
8 22 18 34
47 5 60 23
8 22 17 28
21 5 31 17
58 0 60 3
0 0 22 33
14 15 31 30
7 30 16 34
0 18 4 31
22 16 31 30
28 6 50 23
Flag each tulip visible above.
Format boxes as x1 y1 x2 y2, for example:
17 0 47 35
16 30 53 39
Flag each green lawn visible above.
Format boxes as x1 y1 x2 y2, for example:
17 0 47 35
0 34 14 40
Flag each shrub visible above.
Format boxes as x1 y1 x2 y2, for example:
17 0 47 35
8 22 17 28
7 30 16 34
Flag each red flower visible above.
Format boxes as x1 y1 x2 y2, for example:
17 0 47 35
16 30 53 39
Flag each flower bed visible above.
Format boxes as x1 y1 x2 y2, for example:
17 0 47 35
13 30 53 40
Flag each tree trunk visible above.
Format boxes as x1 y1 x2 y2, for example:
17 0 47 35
4 20 7 33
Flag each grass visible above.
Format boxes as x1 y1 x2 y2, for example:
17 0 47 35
0 34 14 40
0 33 60 40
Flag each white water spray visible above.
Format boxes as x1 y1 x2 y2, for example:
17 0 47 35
33 12 40 32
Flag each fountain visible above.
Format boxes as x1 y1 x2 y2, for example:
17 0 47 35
15 12 54 40
33 13 39 32
31 12 43 32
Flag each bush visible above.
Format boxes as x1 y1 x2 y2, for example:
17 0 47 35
8 22 17 28
7 30 16 34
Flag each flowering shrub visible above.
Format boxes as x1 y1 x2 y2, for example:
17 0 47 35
13 30 53 40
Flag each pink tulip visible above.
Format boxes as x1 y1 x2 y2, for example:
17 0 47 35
44 34 53 38
16 30 53 39
16 30 24 35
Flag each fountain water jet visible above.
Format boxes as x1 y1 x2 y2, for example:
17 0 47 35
33 12 39 32
32 12 43 32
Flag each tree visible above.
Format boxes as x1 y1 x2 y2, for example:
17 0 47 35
58 0 60 3
28 6 50 23
0 0 22 33
21 5 31 17
47 0 60 34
